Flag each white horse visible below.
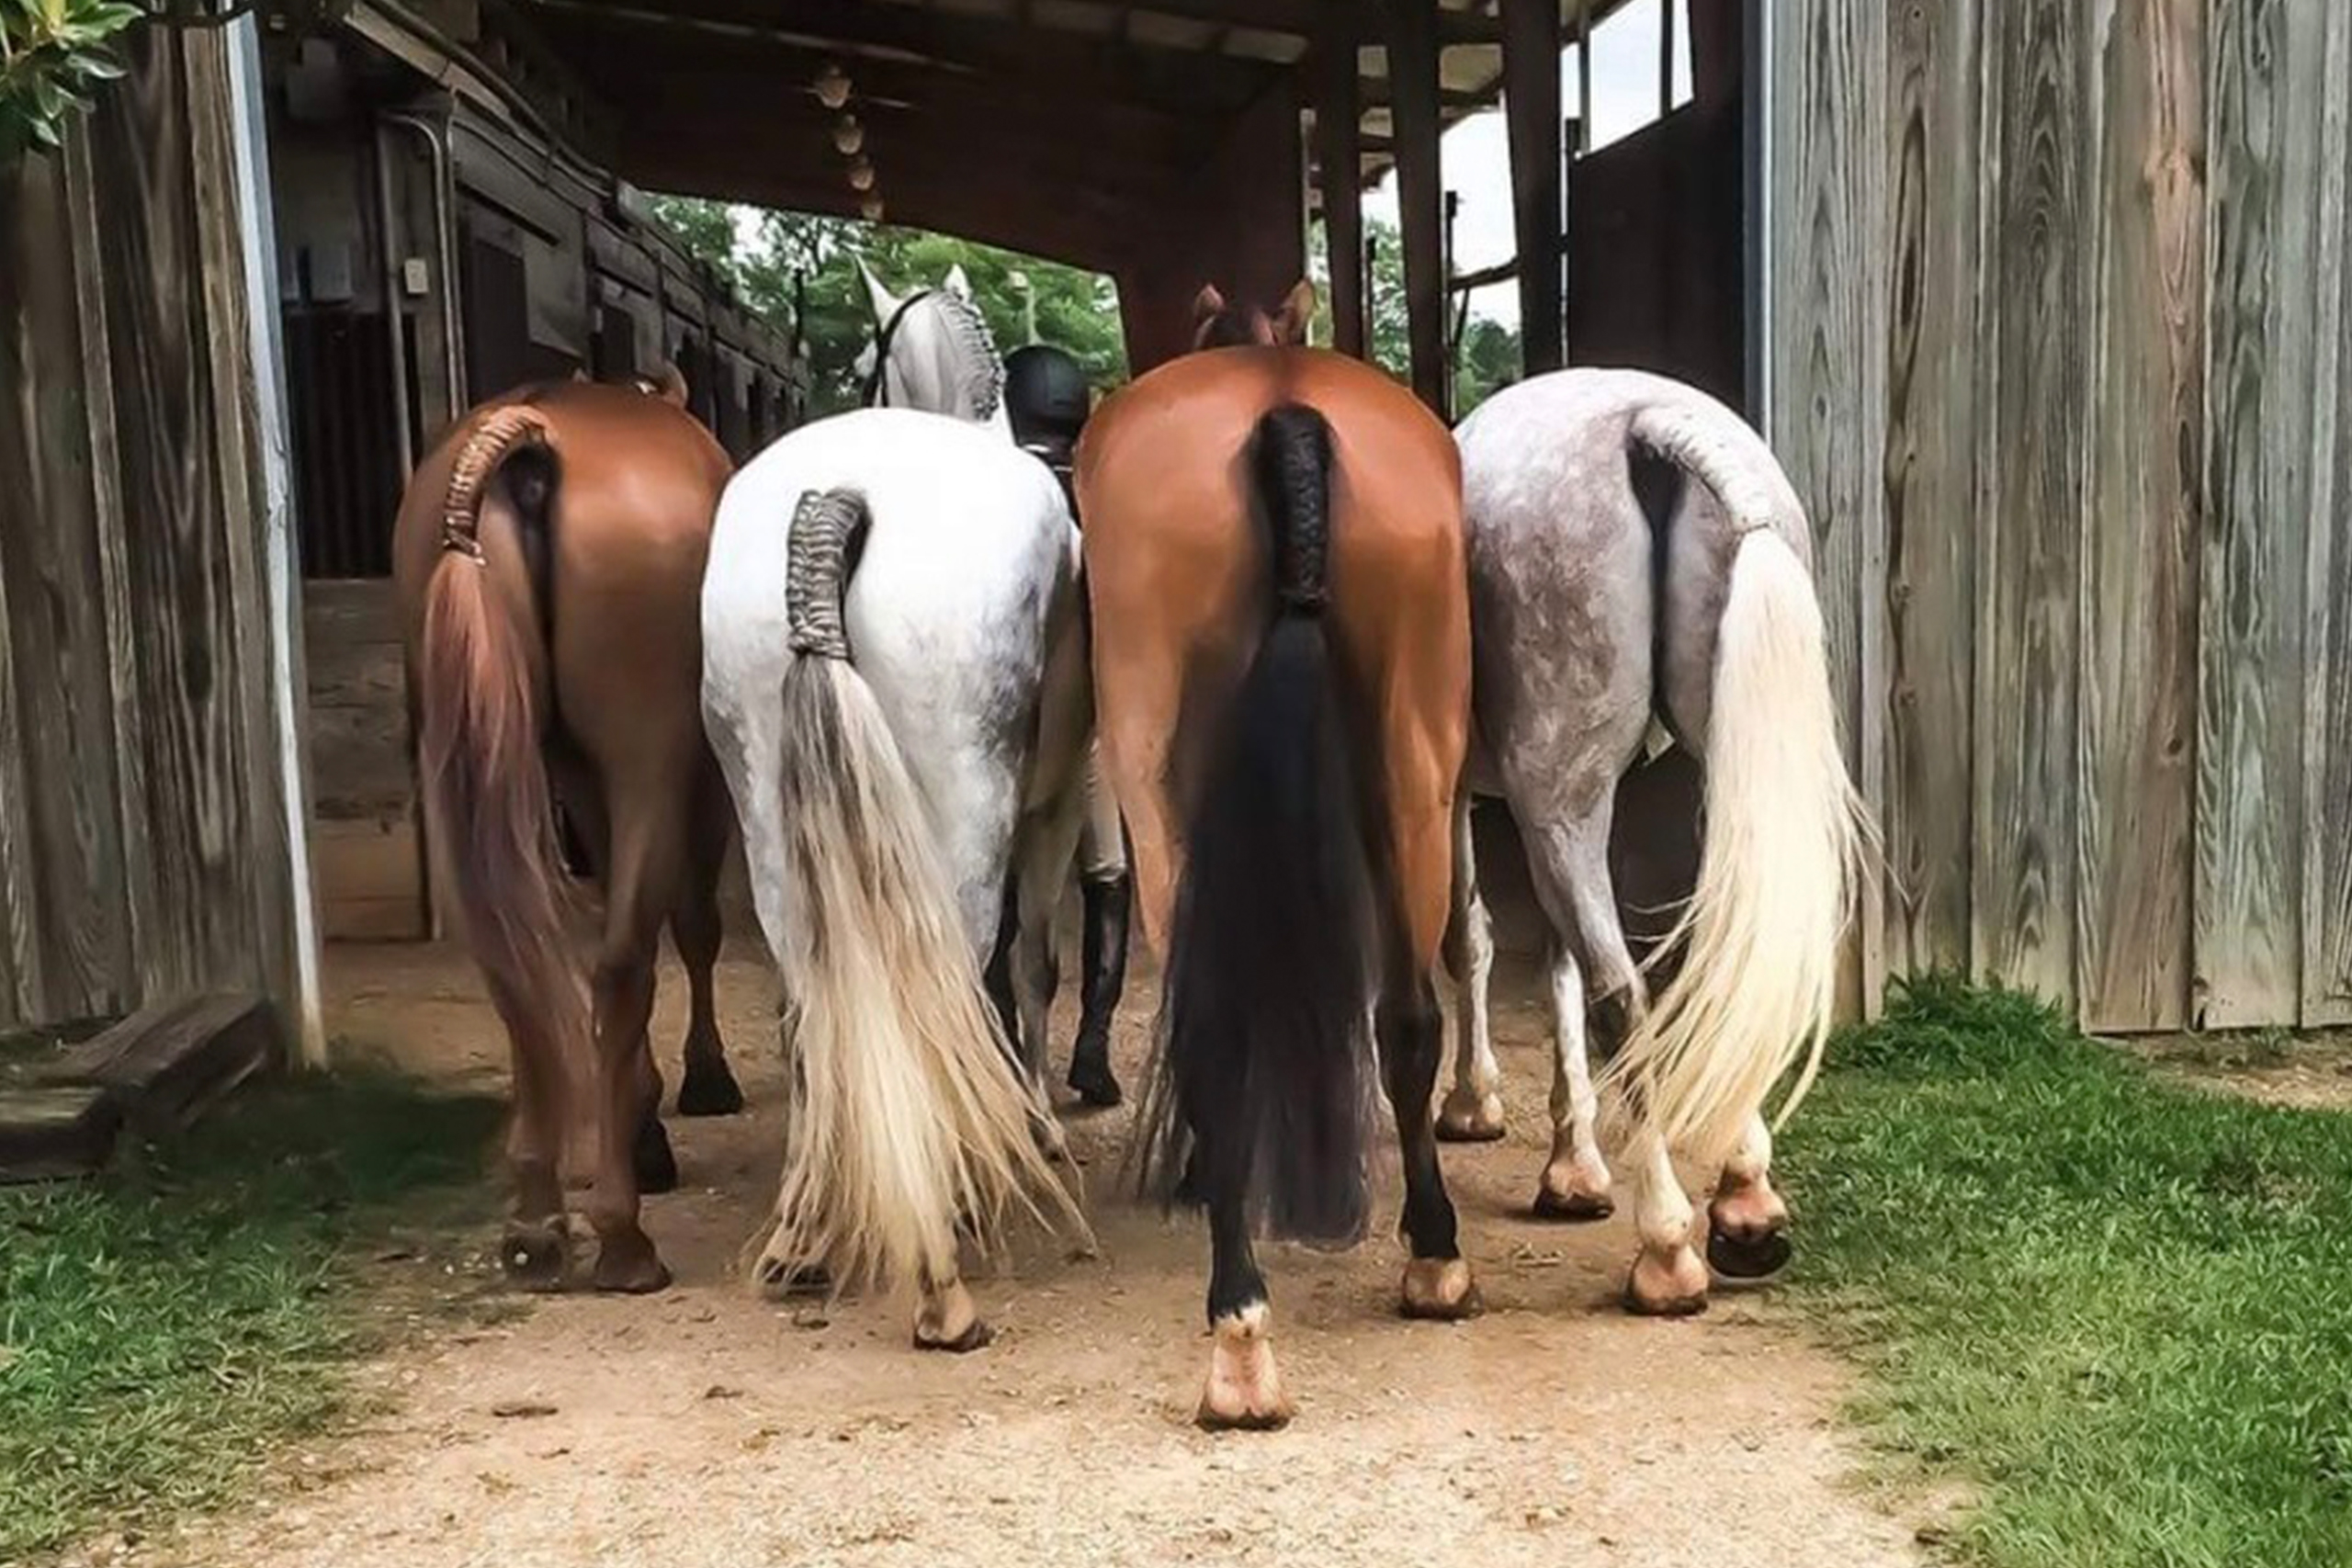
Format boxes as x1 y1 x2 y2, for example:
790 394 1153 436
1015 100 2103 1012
700 407 1092 1348
1440 367 1870 1314
854 262 1133 1110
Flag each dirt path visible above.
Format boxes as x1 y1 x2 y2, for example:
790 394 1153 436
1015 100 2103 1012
149 938 1916 1568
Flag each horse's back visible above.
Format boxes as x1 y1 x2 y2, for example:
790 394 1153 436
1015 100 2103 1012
1077 348 1469 959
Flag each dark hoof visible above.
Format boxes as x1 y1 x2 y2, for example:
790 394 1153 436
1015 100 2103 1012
593 1235 673 1294
913 1318 995 1354
675 1061 745 1117
1707 1225 1793 1283
1067 1052 1123 1109
634 1116 679 1194
499 1224 570 1292
1531 1187 1616 1223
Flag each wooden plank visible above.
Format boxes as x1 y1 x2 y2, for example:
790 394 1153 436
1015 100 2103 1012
1501 0 1564 373
1967 0 2086 1008
2298 6 2352 1024
1766 0 1887 1014
2198 0 2330 1026
1880 0 1981 977
1385 0 1448 413
0 141 137 1028
2075 0 2206 1032
42 991 278 1135
85 28 270 1006
1312 0 1364 357
0 1086 121 1184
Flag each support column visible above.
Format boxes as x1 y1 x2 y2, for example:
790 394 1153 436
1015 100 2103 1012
1313 0 1364 356
1385 0 1447 414
1501 0 1564 374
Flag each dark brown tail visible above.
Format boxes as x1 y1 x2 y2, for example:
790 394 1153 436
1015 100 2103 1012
416 405 587 1060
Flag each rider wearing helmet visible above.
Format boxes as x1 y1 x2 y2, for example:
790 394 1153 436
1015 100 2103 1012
1002 342 1129 1108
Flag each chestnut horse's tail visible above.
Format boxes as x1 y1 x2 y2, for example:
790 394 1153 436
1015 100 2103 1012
1143 403 1378 1246
754 488 1085 1302
1600 400 1873 1168
415 405 588 1070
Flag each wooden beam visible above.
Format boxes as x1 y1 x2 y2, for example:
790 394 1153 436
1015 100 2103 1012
1386 0 1448 412
1501 0 1564 372
1313 0 1364 355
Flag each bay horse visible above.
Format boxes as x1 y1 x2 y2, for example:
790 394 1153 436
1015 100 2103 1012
857 261 1130 1109
394 372 741 1295
700 407 1091 1349
1076 283 1473 1429
1440 367 1870 1313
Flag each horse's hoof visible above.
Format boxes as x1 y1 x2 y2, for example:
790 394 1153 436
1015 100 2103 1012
1196 1306 1290 1431
913 1278 991 1352
1067 1052 1123 1109
499 1224 569 1292
1398 1258 1484 1321
1532 1152 1615 1222
674 1062 744 1118
633 1117 680 1195
1707 1226 1793 1282
1624 1244 1711 1317
592 1232 672 1294
753 1255 832 1300
1434 1088 1506 1143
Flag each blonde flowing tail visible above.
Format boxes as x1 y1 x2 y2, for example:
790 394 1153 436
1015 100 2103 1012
759 488 1086 1299
1601 513 1871 1169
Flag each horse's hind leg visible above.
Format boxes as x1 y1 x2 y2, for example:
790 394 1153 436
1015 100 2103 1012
1194 1126 1288 1428
1436 792 1504 1142
1008 788 1085 1138
487 987 569 1289
1517 809 1635 1221
1707 1112 1792 1282
582 785 681 1292
672 769 743 1117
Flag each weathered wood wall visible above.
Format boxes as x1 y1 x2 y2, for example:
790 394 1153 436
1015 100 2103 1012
1767 0 2352 1031
0 26 303 1035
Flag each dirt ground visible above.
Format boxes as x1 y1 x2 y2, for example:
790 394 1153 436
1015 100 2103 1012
142 929 1919 1568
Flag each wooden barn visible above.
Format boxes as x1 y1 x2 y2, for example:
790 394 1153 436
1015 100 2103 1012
1 0 2347 1092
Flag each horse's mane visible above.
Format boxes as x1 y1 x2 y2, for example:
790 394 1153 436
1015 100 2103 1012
926 290 1005 422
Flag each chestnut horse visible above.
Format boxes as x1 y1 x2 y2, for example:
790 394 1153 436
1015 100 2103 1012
395 374 741 1295
1077 286 1475 1428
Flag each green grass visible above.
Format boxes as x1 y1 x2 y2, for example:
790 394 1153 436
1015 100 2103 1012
1786 976 2352 1568
0 1069 504 1562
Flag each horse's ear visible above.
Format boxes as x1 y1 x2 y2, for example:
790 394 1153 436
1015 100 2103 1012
571 366 592 383
942 262 973 301
651 362 689 407
859 258 898 321
1273 278 1317 345
1192 284 1226 326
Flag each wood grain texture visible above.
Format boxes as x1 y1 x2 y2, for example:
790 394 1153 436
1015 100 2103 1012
1766 0 1887 1014
1880 0 1981 978
2075 0 2206 1031
2198 0 2329 1026
1968 0 2086 1007
2297 6 2352 1024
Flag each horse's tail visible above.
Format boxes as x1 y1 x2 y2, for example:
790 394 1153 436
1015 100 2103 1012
1143 403 1377 1245
756 488 1086 1299
413 404 586 1061
1601 400 1873 1167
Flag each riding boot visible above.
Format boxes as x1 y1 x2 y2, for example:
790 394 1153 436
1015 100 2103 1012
1068 872 1130 1107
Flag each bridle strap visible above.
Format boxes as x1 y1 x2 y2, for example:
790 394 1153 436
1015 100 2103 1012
861 289 934 409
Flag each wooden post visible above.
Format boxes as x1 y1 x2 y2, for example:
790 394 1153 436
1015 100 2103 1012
1313 0 1364 355
1386 0 1447 414
1501 0 1564 373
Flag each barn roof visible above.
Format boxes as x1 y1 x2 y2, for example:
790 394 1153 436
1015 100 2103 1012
509 0 1634 269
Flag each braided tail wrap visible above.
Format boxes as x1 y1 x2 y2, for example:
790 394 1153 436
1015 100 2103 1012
757 488 1088 1300
415 403 589 1084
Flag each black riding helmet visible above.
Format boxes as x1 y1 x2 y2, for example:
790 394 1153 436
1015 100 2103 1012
1003 344 1091 446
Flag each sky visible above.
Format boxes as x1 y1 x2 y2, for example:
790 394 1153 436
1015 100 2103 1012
1367 0 1694 329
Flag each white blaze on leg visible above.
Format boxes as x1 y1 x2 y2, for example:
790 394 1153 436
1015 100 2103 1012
1623 1129 1709 1315
1438 802 1506 1141
1535 946 1614 1217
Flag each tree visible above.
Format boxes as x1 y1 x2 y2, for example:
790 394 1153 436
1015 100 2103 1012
1310 214 1522 418
642 196 1126 419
